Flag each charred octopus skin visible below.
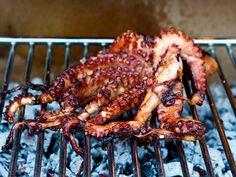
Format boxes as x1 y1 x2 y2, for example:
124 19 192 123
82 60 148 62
4 28 217 153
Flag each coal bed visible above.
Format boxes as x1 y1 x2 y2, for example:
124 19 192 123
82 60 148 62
0 77 235 177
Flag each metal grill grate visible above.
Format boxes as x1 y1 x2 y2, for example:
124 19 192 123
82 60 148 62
0 37 236 177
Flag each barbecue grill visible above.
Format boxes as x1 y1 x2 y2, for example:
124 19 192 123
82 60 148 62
0 37 236 177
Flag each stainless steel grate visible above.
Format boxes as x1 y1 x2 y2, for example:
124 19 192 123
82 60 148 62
0 37 236 177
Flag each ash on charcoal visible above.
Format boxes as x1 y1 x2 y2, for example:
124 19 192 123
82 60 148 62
0 78 235 177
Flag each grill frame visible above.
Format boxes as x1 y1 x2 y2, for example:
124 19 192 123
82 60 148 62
0 37 235 177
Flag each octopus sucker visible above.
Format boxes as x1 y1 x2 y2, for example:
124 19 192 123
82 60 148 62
4 28 218 153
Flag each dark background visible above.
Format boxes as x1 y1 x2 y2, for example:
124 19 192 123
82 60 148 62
0 0 235 83
1 0 236 38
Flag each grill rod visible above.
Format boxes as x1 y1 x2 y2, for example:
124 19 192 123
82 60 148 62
206 85 236 176
1 37 234 177
34 44 52 177
183 79 215 177
7 43 22 177
58 43 71 177
208 45 236 117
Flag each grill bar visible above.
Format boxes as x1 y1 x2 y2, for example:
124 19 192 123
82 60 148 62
0 43 16 123
154 118 165 177
8 43 31 177
82 43 91 177
101 44 117 177
206 85 236 176
208 46 236 117
176 141 190 177
34 44 53 177
59 44 71 177
0 38 235 177
130 138 141 177
153 139 165 177
59 134 67 177
183 79 215 177
226 45 236 69
83 134 91 177
0 37 235 45
107 140 116 177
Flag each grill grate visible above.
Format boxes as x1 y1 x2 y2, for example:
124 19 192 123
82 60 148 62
0 37 236 177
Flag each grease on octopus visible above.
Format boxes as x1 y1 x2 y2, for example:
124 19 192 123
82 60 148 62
4 28 218 154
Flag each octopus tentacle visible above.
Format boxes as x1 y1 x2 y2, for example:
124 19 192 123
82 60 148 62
3 28 214 153
60 83 148 149
39 52 151 104
67 132 84 156
84 81 169 138
154 28 206 105
5 94 36 123
88 83 148 125
157 81 207 141
73 84 123 122
110 29 207 105
61 116 86 155
83 45 190 140
4 120 40 147
109 30 155 64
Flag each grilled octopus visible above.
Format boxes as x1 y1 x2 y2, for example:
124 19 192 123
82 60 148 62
4 28 217 154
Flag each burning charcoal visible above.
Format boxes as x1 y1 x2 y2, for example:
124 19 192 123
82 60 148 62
221 112 236 131
1 78 236 176
164 161 194 176
141 161 156 177
165 141 179 162
207 148 226 176
69 152 83 175
0 163 8 177
45 133 60 159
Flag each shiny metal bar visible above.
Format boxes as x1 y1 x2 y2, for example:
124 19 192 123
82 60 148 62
83 43 89 59
59 44 71 177
0 37 236 46
83 135 91 177
82 44 91 177
34 43 52 177
183 79 215 177
153 117 165 177
208 45 236 117
130 138 141 177
206 85 236 176
107 140 116 177
154 139 165 177
226 45 236 69
0 37 235 177
101 44 116 177
0 43 16 123
176 141 190 177
8 44 34 177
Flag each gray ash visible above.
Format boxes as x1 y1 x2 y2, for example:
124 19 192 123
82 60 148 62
0 78 235 177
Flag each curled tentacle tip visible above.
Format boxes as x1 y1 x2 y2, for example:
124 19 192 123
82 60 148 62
163 118 207 140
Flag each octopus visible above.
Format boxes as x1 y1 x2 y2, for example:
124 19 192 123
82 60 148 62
3 28 218 154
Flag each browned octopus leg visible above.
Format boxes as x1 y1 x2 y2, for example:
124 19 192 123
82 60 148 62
39 51 152 104
83 81 176 139
4 62 151 152
61 82 150 150
5 51 151 123
156 81 206 141
83 45 207 141
109 28 208 105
